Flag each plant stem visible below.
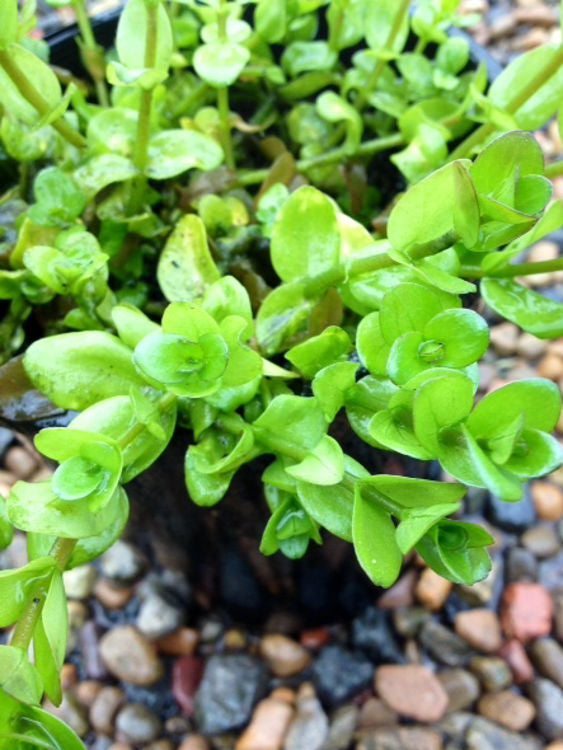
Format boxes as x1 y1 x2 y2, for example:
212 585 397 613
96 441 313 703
0 50 86 149
356 0 411 110
217 86 235 168
463 256 563 279
236 132 404 186
545 160 563 179
449 46 563 161
72 0 109 107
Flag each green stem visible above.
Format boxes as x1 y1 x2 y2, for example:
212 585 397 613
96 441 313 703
545 160 563 179
450 46 563 161
463 256 563 279
236 132 405 186
356 0 411 110
72 0 109 107
0 50 86 149
217 86 235 169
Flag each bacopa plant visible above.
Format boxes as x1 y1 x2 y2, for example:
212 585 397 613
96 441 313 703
0 0 563 744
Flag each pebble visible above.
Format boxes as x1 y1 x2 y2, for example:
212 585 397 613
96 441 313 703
80 621 109 680
510 27 549 51
545 744 563 750
94 579 134 610
236 697 293 750
312 645 374 706
477 690 535 731
300 628 331 650
526 678 563 740
376 570 417 609
194 654 267 734
63 564 97 599
172 655 204 716
374 665 449 722
178 738 210 750
259 634 312 677
416 568 453 611
76 680 102 708
552 589 563 641
351 606 405 663
115 703 161 744
466 717 542 750
539 550 563 589
157 627 199 657
529 638 563 688
486 490 536 533
516 333 547 360
283 683 328 750
392 606 429 637
470 656 513 692
489 322 519 356
538 353 563 381
319 703 357 750
44 693 90 737
437 669 480 713
457 556 503 607
90 687 125 735
101 541 145 583
99 626 163 685
497 640 534 684
420 620 474 666
356 727 443 750
358 698 398 729
454 609 502 653
506 547 538 582
136 593 183 639
521 524 561 558
61 663 78 690
532 482 563 520
4 446 37 479
501 582 553 642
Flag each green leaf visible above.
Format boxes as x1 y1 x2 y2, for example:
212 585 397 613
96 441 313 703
0 44 62 125
146 130 223 179
191 420 255 476
316 91 363 155
395 502 462 554
28 168 85 228
157 214 219 303
286 326 351 378
193 41 250 87
34 571 67 705
365 0 409 56
481 279 563 340
313 361 358 421
260 497 320 560
0 496 13 550
0 691 84 748
387 161 479 252
202 277 253 333
111 304 159 349
504 428 563 479
353 486 402 588
253 394 327 453
0 557 56 628
86 107 137 157
369 396 432 460
423 308 489 367
358 474 466 509
116 0 173 72
0 646 43 705
379 283 446 344
0 0 17 49
185 441 235 507
416 520 493 584
255 280 314 355
281 41 337 76
255 0 287 42
356 312 390 376
387 331 427 385
270 186 340 283
73 154 137 198
345 375 399 447
24 331 145 410
286 435 344 486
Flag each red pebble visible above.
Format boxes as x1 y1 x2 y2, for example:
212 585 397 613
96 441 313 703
498 639 535 684
172 656 204 716
500 582 553 643
299 627 331 650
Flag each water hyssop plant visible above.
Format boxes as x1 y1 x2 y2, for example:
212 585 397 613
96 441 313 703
0 0 563 744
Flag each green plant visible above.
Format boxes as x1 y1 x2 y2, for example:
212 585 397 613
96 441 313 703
0 0 563 745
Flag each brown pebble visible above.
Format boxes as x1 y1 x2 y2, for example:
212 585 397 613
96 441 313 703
0 482 11 499
375 665 449 722
4 446 37 479
236 697 294 750
270 687 296 705
532 482 563 521
477 689 535 731
145 742 174 750
455 609 502 653
545 743 563 750
94 579 134 610
224 628 247 650
99 626 163 685
489 13 517 39
90 686 125 735
0 470 17 486
356 727 442 750
61 663 78 690
538 353 563 381
489 322 519 356
510 27 549 51
108 744 133 750
157 627 199 657
300 627 330 650
358 697 399 728
259 634 312 677
178 736 211 750
75 680 102 708
415 568 452 611
377 570 417 609
498 639 535 684
514 5 557 26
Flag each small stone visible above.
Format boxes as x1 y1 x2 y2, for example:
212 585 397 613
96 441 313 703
516 333 548 360
466 717 542 750
490 322 519 356
224 628 247 651
115 703 161 744
178 737 210 750
44 693 89 737
539 550 563 589
63 564 97 599
553 589 563 641
270 688 296 705
526 678 563 740
100 541 145 583
145 742 174 750
260 634 312 677
377 570 417 609
194 654 267 734
356 727 443 750
283 683 329 750
392 606 430 637
510 27 550 51
533 482 563 521
358 698 398 729
80 621 109 681
94 579 134 610
477 690 535 731
157 627 199 657
375 665 448 722
4 446 37 479
529 638 563 689
454 610 502 653
90 687 125 735
137 593 183 639
470 657 513 692
312 645 373 707
321 704 358 750
416 569 453 611
173 655 204 716
506 547 538 582
420 621 474 666
521 524 561 558
545 744 563 750
457 556 503 607
538 353 563 381
438 669 480 713
486 490 536 533
501 583 553 643
351 606 405 664
75 680 102 708
99 626 163 685
236 697 293 750
497 640 534 684
515 6 557 26
61 663 78 690
300 628 331 650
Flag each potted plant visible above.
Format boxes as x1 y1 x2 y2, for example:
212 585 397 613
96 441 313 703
0 0 562 744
